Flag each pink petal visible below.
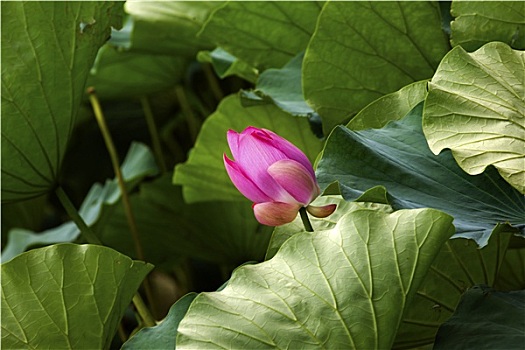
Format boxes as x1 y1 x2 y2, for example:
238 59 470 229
306 204 337 218
268 159 320 205
226 129 241 160
260 128 315 179
253 202 301 226
224 155 272 203
236 129 294 202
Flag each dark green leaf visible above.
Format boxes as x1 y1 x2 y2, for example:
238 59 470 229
1 142 158 263
96 175 272 267
1 244 153 349
316 104 525 246
199 1 322 69
450 1 525 51
433 286 525 350
423 42 525 194
177 207 454 349
1 2 123 202
197 48 258 83
303 1 449 133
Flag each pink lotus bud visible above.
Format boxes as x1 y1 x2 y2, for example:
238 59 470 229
224 127 323 226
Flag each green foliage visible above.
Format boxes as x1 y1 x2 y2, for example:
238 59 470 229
303 1 449 132
1 244 153 349
423 42 525 194
2 1 523 349
174 94 322 203
1 2 123 202
316 104 525 247
177 207 454 349
433 286 525 349
450 1 525 51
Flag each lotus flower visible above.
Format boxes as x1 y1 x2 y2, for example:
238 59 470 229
223 127 336 226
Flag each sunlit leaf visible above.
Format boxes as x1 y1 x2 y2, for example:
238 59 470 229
173 94 322 203
177 207 454 349
1 244 153 349
199 1 322 69
450 1 525 51
347 80 428 131
303 1 449 133
1 2 123 202
316 104 525 247
423 42 525 194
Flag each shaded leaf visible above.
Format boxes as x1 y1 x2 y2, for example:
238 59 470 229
394 230 511 348
303 1 449 133
197 48 258 83
243 52 315 117
495 247 525 291
347 80 428 131
123 1 220 56
1 142 158 263
199 1 322 69
1 2 123 202
96 175 272 267
450 1 525 51
423 42 525 194
433 286 525 350
173 94 322 203
123 293 197 350
86 44 188 100
1 243 153 349
316 103 525 247
177 207 454 349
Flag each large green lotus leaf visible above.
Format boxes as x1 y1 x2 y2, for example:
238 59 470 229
86 44 188 100
347 81 428 131
173 94 323 203
316 104 525 247
394 230 511 348
1 243 153 349
423 42 525 194
1 143 158 263
176 207 454 349
433 286 525 350
122 293 197 349
95 175 272 267
450 1 525 51
123 1 220 56
303 1 449 133
198 1 322 70
1 2 122 203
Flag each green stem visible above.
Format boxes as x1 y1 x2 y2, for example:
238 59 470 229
175 85 200 143
203 63 224 102
132 293 156 328
299 207 314 232
140 96 167 174
55 186 102 245
88 88 158 319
